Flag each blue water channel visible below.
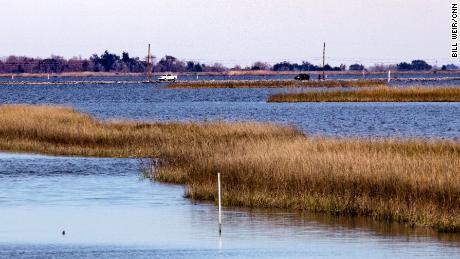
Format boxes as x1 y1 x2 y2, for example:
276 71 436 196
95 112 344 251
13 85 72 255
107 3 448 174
0 81 459 139
0 78 459 258
0 153 458 258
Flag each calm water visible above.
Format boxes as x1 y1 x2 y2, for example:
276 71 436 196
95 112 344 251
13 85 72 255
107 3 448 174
1 72 460 83
0 153 459 258
0 79 460 258
1 82 460 139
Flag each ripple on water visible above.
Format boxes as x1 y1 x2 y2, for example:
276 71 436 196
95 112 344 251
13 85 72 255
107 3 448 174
1 80 459 139
0 153 459 258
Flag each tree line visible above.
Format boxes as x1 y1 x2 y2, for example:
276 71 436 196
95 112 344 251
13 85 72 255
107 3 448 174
0 51 227 74
0 51 454 73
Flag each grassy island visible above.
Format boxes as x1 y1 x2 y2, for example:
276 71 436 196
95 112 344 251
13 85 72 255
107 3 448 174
0 105 459 232
268 87 460 102
167 79 386 88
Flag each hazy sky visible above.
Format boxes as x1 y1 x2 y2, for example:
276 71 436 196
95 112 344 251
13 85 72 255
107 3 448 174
0 0 451 66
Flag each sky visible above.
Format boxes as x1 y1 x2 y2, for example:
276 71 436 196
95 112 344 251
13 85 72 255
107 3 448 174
0 0 452 66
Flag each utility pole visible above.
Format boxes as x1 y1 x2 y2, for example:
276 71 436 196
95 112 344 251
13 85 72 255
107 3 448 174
322 42 326 81
147 43 152 82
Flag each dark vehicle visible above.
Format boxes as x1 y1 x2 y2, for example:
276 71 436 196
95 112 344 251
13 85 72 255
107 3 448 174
294 73 310 81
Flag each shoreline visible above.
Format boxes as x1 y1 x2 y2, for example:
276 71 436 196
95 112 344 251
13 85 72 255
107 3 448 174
166 79 386 88
1 70 459 78
0 77 458 88
0 105 458 233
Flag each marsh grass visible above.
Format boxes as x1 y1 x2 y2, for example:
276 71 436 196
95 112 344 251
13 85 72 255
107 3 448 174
268 86 460 102
0 105 459 232
167 79 386 89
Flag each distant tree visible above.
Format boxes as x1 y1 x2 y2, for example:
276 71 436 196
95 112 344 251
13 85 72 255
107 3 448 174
19 57 39 73
38 56 66 73
89 51 121 72
130 57 146 73
155 55 186 72
3 56 20 73
397 62 412 71
89 54 101 72
119 51 145 72
273 61 297 71
99 51 120 72
410 60 432 70
367 63 397 72
397 60 432 71
66 57 86 72
0 51 150 73
81 60 92 71
114 60 129 72
441 64 459 70
15 65 25 73
203 63 227 72
272 61 327 71
349 64 365 71
251 61 271 70
231 65 242 71
122 52 130 63
300 61 321 71
186 61 204 72
322 64 341 71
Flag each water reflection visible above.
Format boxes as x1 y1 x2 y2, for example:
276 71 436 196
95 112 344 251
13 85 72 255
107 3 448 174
0 153 459 258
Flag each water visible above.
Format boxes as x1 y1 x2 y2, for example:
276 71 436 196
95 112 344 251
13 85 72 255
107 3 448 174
1 82 459 139
0 79 459 257
1 71 460 83
0 153 459 258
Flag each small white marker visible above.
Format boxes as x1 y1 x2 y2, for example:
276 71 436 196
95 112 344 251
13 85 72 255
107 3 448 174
218 172 222 235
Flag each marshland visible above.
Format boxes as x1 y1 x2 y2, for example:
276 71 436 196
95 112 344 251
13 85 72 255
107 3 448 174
3 0 459 257
1 78 460 257
167 79 385 88
0 105 459 233
268 86 460 102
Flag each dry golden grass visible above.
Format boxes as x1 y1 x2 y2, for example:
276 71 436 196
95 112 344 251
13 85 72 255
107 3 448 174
168 80 386 89
0 105 459 232
268 86 460 102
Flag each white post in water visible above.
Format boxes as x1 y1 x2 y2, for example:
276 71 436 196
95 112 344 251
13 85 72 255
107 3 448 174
11 74 14 80
217 172 222 235
387 70 391 83
47 74 50 80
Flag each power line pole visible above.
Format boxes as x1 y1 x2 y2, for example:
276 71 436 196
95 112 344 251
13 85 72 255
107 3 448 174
322 42 326 81
147 43 152 82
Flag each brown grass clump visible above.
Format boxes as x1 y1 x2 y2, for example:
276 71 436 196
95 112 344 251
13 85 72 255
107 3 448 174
268 87 460 102
0 105 459 232
168 79 386 89
0 105 296 158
